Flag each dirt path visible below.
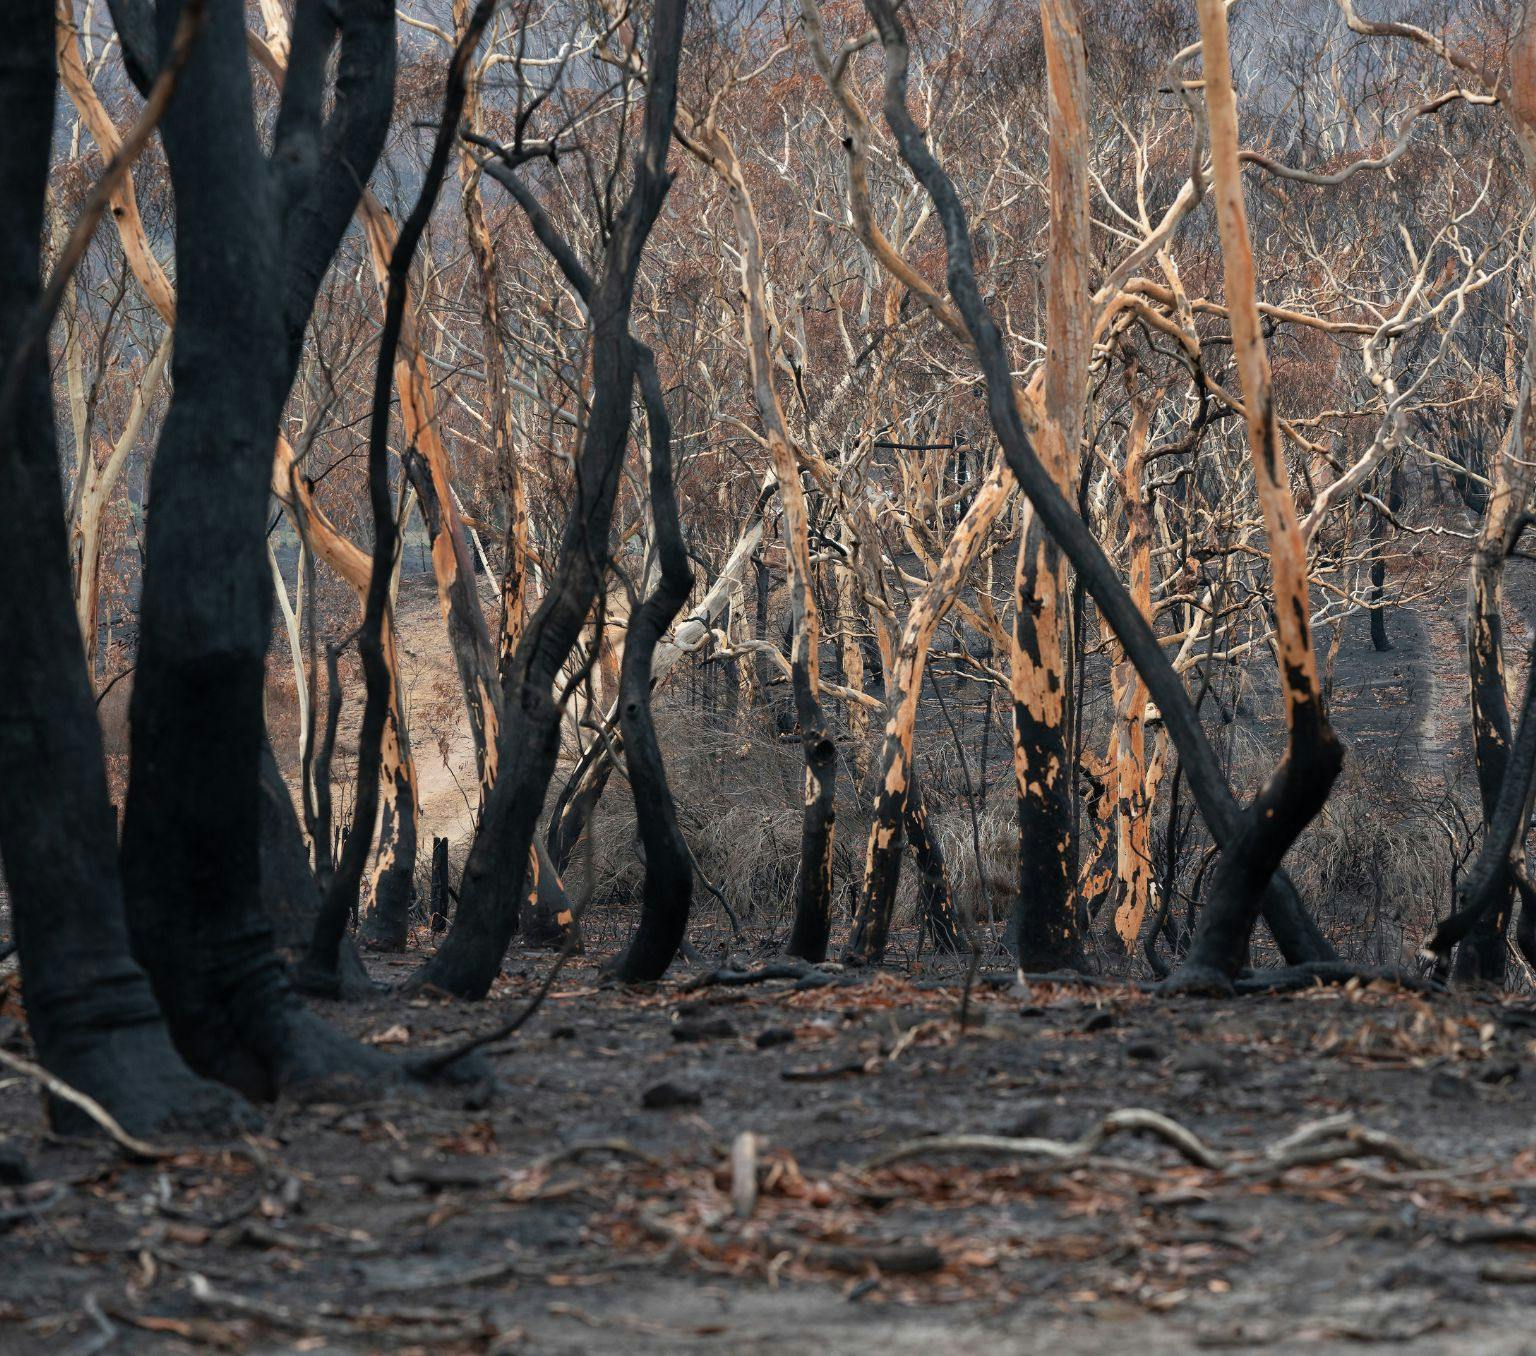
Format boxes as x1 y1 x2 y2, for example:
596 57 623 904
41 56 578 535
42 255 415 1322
6 954 1536 1353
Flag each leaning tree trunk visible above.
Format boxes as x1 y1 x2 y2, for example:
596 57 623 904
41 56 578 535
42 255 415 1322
860 0 1336 984
0 2 252 1138
359 196 576 953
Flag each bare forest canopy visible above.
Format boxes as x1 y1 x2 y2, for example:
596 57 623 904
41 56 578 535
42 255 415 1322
8 0 1536 1281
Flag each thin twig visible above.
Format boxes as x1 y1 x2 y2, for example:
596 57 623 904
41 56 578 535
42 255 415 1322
0 0 205 436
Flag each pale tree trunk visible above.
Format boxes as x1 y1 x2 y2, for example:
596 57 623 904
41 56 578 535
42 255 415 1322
272 439 420 950
54 0 178 325
451 0 530 671
859 0 1335 978
1108 372 1159 950
74 331 171 668
800 0 1030 962
357 195 574 950
1172 0 1343 986
846 457 1014 961
56 1 177 673
1006 0 1093 974
837 518 869 782
692 124 838 961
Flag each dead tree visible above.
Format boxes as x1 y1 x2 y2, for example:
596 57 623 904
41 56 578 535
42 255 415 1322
411 0 688 999
1341 0 1536 982
109 0 424 1095
607 346 697 979
1007 0 1093 973
0 0 254 1137
858 0 1335 986
1165 0 1345 988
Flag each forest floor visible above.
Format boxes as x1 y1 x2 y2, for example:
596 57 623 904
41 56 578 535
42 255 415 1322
8 948 1536 1353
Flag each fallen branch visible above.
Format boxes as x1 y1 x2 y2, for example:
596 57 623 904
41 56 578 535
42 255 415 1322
0 1047 171 1160
1234 962 1443 995
408 930 578 1074
187 1274 488 1345
861 1107 1227 1173
858 1107 1440 1180
765 1234 942 1274
682 961 841 992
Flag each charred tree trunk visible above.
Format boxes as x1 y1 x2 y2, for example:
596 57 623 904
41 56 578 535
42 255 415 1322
429 836 451 934
1008 514 1080 970
118 0 318 1090
904 774 961 953
411 0 687 999
113 0 417 1092
0 3 252 1137
608 347 695 980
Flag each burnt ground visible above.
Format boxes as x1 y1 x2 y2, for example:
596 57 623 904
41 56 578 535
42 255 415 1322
7 947 1536 1354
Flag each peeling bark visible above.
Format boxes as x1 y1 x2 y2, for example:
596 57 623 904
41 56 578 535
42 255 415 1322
1007 0 1093 975
1171 0 1343 987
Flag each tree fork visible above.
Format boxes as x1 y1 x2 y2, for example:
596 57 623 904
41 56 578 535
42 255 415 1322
859 0 1336 984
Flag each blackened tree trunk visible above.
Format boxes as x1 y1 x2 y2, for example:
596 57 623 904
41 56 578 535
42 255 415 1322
1005 0 1092 975
0 0 251 1136
429 836 451 934
904 775 961 953
113 0 411 1093
1455 451 1527 982
548 736 619 875
608 347 695 980
411 0 687 999
1008 515 1081 970
117 0 305 1090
